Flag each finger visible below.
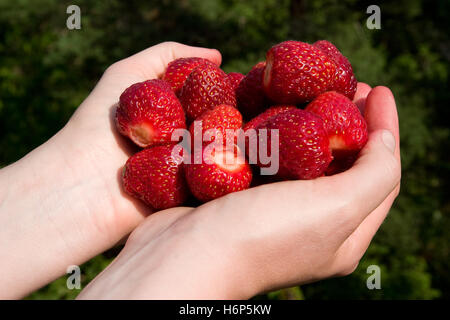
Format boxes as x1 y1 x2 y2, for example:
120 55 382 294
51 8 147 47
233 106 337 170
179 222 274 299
86 42 222 109
353 82 372 114
113 41 222 79
325 86 401 228
334 184 399 267
365 86 400 160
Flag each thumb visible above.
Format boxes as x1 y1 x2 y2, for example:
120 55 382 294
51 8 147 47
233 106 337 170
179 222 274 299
326 129 400 228
324 86 401 226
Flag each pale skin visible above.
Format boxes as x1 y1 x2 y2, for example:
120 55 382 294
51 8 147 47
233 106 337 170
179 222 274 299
0 42 401 299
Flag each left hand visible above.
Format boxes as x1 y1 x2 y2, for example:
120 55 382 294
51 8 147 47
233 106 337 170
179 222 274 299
0 42 221 298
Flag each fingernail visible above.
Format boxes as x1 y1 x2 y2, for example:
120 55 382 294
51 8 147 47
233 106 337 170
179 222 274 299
382 130 396 153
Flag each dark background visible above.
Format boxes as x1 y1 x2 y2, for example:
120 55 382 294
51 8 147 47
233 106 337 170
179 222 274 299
0 0 449 299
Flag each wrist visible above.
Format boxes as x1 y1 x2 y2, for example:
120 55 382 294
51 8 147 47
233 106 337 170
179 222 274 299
0 125 130 298
0 132 70 297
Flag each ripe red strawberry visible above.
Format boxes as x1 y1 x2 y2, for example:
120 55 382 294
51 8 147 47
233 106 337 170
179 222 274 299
313 40 357 100
179 63 237 122
305 91 368 152
243 105 297 132
163 57 214 96
243 105 296 161
122 145 188 210
263 40 336 104
185 145 252 202
189 104 243 147
227 72 245 91
116 79 186 148
305 91 368 174
257 108 332 180
236 62 271 119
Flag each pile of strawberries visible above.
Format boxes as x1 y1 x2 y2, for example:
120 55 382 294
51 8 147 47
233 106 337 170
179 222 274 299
115 40 368 210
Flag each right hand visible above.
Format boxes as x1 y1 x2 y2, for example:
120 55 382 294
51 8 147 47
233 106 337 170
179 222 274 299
78 84 401 299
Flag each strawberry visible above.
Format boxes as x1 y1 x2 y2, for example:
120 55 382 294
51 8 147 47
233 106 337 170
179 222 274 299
185 145 252 202
179 63 237 122
227 72 245 91
257 108 332 180
115 79 186 148
243 105 296 160
263 40 336 104
122 145 188 210
305 91 368 152
236 62 271 119
189 104 243 147
313 40 357 100
243 105 297 132
163 57 214 96
305 91 368 174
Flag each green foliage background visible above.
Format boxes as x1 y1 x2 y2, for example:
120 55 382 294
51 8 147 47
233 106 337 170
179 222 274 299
1 0 448 300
